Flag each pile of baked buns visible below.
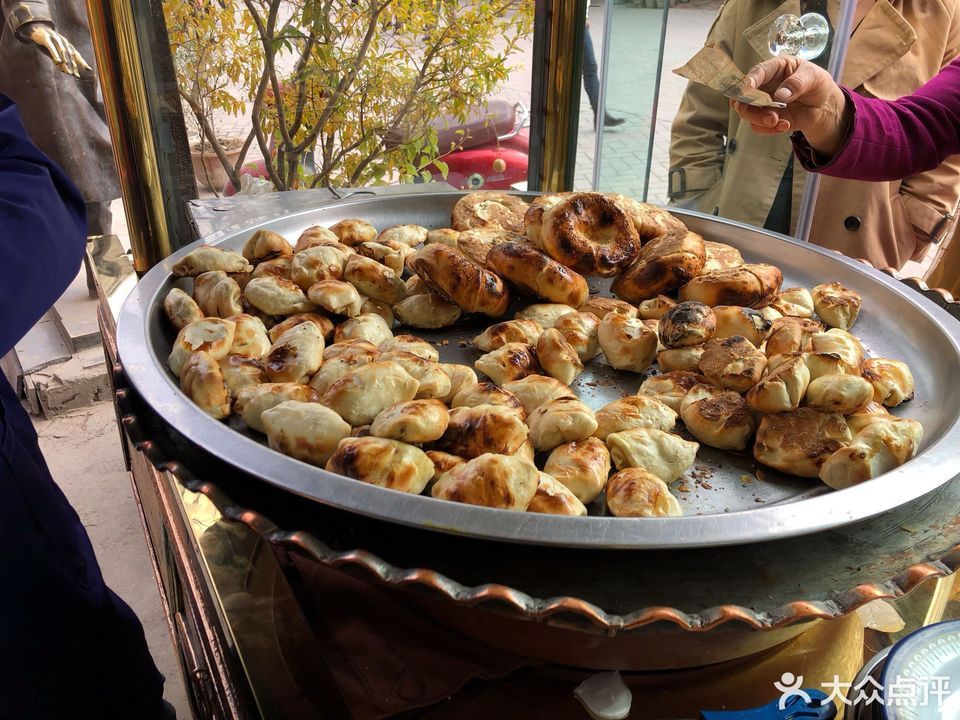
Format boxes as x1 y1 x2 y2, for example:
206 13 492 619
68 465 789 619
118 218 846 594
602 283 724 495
162 190 922 519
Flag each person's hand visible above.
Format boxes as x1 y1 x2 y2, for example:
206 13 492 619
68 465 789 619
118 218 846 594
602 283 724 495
731 56 850 157
21 22 91 78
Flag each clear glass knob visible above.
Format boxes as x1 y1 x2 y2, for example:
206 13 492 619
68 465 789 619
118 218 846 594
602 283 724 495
768 12 830 61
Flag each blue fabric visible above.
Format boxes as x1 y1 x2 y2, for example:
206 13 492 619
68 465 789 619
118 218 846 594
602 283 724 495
0 94 164 719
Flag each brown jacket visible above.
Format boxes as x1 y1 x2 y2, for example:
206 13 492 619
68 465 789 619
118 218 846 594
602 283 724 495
668 0 960 270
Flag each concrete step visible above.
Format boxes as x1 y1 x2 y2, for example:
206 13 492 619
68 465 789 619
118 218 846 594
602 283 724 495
23 345 109 418
52 266 101 352
14 311 72 375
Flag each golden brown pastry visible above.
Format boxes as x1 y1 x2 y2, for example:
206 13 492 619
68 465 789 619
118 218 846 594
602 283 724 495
812 282 862 330
679 384 755 451
329 219 378 247
452 191 528 233
379 334 439 362
262 400 351 466
454 227 511 267
308 344 381 395
171 245 252 277
376 224 429 248
242 229 293 263
226 313 272 358
598 313 658 372
193 270 243 318
426 228 460 247
543 437 611 503
605 427 698 481
244 276 315 316
169 317 237 377
360 297 395 326
527 472 589 516
502 375 574 416
523 192 570 247
289 246 347 290
486 242 590 307
753 408 851 478
819 419 922 489
393 293 462 329
294 225 340 252
436 363 479 404
334 313 394 347
701 241 744 274
437 404 528 458
378 351 451 400
451 381 525 416
218 354 267 394
409 244 511 317
758 305 784 324
307 279 363 317
369 399 450 443
263 322 325 384
536 328 584 386
771 287 815 318
327 437 434 494
251 255 293 280
233 382 320 433
579 297 637 320
594 396 678 440
765 317 825 357
425 450 466 480
698 336 767 392
804 373 874 414
845 402 892 434
636 295 676 320
611 229 706 302
554 311 601 361
527 397 598 451
475 342 541 384
322 338 381 361
404 275 431 296
607 194 685 240
431 453 539 510
540 192 642 277
163 287 203 330
514 303 578 328
638 370 708 412
678 263 783 308
606 469 683 517
473 319 543 351
712 305 773 347
180 351 232 419
269 313 335 343
746 355 810 413
343 254 406 305
862 358 915 407
320 360 420 426
809 329 865 374
658 301 716 348
658 345 705 372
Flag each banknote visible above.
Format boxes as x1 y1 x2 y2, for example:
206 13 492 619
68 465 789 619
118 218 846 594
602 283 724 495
674 45 787 108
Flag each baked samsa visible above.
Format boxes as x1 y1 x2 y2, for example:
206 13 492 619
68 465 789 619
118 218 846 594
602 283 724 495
393 293 462 329
598 313 658 372
306 279 363 317
606 469 683 517
290 246 347 290
320 360 420 426
377 223 429 247
438 404 528 458
594 396 677 440
638 370 708 412
804 373 874 415
658 301 716 348
343 254 406 305
425 450 466 481
163 287 203 329
636 295 676 321
697 335 767 393
764 317 825 357
656 346 705 373
330 218 378 246
605 427 698 482
436 363 479 404
554 311 601 361
294 225 340 252
263 322 325 384
169 318 237 377
771 287 814 319
218 354 267 394
262 400 351 466
380 334 439 362
819 419 923 489
369 399 450 443
193 270 244 318
269 313 334 343
355 240 407 274
308 344 380 395
679 384 755 451
862 357 915 407
431 453 539 510
378 351 451 400
242 229 292 263
745 355 810 413
334 313 394 347
227 313 272 358
451 382 524 416
475 342 541 384
753 408 852 478
543 437 611 504
233 382 320 433
171 244 252 277
527 397 598 451
473 319 543 351
812 282 862 330
809 329 865 374
845 402 892 434
244 276 315 316
527 472 589 516
502 375 575 416
327 437 434 494
514 303 577 329
536 328 584 386
180 351 232 419
711 305 772 347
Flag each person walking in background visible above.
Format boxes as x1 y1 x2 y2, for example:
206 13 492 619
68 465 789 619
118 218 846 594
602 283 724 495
583 10 625 130
668 0 960 272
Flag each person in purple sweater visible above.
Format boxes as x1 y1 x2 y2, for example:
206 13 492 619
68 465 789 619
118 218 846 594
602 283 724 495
732 55 960 183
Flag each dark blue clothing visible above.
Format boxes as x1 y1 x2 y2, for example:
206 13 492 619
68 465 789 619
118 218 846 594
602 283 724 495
0 95 164 719
582 31 600 114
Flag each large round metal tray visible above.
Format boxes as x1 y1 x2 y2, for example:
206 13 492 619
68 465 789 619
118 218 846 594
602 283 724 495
117 191 960 549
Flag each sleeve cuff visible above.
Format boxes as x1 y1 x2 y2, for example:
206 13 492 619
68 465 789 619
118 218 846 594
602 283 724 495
791 87 859 172
4 0 54 36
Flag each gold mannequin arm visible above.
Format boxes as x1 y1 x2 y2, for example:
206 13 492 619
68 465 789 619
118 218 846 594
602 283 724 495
2 0 91 77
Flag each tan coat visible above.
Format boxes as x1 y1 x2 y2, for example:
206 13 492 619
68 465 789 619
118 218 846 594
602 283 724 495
668 0 960 270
